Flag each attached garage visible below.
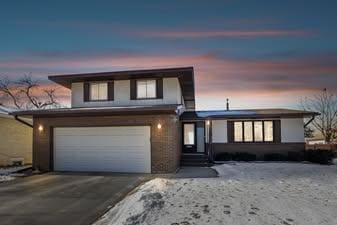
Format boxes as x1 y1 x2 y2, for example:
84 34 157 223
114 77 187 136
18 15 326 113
53 126 151 173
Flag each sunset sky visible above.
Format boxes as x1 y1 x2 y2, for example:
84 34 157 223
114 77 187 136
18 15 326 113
1 0 337 110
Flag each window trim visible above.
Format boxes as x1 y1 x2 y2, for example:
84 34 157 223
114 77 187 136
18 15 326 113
136 79 157 99
89 82 109 102
233 120 274 143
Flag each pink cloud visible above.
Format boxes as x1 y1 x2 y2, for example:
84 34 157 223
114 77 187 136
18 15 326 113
135 29 314 38
1 51 336 109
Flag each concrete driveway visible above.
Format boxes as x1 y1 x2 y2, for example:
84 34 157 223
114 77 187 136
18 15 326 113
0 172 151 225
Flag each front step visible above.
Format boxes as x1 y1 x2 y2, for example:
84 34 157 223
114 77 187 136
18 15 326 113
180 154 211 167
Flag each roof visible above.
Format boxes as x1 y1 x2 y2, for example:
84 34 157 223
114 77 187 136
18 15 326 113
0 105 11 118
181 108 319 120
48 67 195 110
10 105 181 117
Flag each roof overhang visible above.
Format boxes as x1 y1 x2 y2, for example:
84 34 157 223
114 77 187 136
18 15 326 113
180 109 320 121
49 67 195 110
10 105 180 118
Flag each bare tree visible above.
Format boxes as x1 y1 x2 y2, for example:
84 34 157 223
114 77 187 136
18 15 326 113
301 89 337 143
0 74 60 110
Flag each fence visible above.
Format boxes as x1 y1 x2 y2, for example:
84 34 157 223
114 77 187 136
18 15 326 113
306 144 337 151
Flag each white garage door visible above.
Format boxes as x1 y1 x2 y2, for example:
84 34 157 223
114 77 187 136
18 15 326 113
53 126 151 173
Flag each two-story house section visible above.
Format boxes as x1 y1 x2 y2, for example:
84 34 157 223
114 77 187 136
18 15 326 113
12 67 318 174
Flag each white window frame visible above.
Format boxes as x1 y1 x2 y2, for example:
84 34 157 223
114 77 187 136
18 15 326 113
89 82 108 101
136 79 157 99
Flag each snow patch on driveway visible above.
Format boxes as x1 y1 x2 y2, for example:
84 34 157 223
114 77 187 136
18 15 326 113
0 165 31 183
0 175 14 182
94 163 337 225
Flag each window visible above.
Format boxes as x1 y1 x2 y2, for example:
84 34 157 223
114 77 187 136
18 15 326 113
254 121 263 142
137 80 156 99
244 121 253 142
264 121 274 142
233 120 274 142
90 82 108 101
234 122 243 142
184 124 195 145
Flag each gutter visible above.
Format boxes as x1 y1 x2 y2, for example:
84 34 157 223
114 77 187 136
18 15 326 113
14 115 33 128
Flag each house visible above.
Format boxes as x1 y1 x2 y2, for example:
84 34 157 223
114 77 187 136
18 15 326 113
0 105 32 166
11 67 318 173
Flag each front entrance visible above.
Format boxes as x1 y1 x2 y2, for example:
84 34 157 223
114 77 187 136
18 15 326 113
183 122 206 154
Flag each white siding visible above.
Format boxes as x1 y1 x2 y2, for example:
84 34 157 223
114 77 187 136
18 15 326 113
71 78 182 107
281 118 305 143
212 120 227 143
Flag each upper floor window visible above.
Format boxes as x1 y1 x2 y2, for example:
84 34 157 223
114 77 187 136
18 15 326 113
90 82 108 101
137 80 156 99
234 120 274 142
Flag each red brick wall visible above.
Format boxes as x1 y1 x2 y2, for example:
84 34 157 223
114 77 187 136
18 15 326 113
33 114 181 173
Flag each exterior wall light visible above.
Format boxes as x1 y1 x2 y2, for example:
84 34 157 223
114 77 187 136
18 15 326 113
38 125 44 132
157 123 162 129
206 120 210 126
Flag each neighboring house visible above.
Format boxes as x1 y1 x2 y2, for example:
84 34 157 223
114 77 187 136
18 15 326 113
11 67 318 173
0 105 32 166
306 138 326 145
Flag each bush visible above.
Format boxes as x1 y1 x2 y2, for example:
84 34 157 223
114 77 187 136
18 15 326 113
215 152 233 161
264 153 288 161
305 150 336 165
233 152 256 161
214 152 257 161
288 151 305 162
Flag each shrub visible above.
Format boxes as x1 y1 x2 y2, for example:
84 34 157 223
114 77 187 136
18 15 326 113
264 153 288 161
233 152 256 161
305 150 336 165
288 151 305 162
214 152 233 161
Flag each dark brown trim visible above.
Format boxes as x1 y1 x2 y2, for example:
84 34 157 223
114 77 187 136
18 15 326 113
273 120 281 143
130 79 137 100
83 82 90 102
227 121 234 143
49 127 54 171
108 81 114 101
156 78 163 99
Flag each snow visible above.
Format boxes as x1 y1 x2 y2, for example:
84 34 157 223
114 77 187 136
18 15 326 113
0 166 30 183
94 163 337 225
0 175 14 182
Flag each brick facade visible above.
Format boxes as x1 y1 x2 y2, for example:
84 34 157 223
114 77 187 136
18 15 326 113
33 113 181 173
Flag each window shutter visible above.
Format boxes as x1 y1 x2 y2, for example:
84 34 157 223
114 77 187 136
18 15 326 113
108 81 114 101
227 121 234 143
130 80 137 100
83 82 90 102
273 120 281 143
156 78 163 99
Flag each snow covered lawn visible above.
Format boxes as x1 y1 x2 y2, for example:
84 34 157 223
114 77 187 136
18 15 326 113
94 163 337 225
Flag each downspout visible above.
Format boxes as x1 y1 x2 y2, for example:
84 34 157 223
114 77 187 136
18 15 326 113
14 115 33 128
304 115 316 128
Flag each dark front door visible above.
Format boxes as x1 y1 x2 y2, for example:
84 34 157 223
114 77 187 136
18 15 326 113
183 123 196 153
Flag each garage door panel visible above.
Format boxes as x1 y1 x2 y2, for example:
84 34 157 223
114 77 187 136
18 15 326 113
54 136 149 148
54 127 149 136
53 126 151 173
